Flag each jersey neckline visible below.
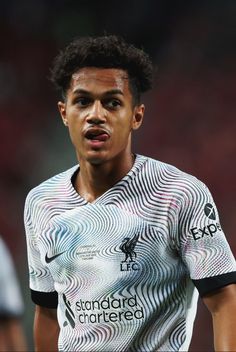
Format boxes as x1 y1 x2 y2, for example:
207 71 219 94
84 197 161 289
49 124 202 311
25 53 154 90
65 154 148 205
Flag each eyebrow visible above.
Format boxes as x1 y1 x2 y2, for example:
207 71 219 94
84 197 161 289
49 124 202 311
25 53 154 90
72 89 124 96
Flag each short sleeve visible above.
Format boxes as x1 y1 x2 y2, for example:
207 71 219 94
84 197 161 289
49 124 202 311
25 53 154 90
0 237 24 318
24 192 57 307
178 179 236 296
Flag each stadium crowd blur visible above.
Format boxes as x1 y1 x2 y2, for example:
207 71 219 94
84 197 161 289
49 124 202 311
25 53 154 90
0 0 235 350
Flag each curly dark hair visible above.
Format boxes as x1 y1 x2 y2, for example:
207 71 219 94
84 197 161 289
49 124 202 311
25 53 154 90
50 35 153 104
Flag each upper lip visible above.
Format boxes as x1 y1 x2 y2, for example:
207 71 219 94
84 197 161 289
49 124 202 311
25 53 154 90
84 127 110 139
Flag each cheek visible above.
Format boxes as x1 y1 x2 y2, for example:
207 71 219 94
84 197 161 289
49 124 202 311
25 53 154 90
114 123 132 144
67 124 81 145
121 117 134 133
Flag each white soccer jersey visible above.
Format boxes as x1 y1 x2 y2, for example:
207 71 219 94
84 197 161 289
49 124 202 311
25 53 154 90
24 155 236 351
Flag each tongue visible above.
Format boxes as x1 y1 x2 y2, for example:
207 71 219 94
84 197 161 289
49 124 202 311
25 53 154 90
91 133 108 141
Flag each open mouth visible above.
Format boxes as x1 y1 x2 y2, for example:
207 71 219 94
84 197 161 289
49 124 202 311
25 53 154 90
85 129 110 142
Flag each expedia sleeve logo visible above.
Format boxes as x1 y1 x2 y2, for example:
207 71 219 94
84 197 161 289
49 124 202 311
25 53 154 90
190 203 222 241
204 203 216 220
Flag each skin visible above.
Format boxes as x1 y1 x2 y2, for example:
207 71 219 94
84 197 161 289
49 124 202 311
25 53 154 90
34 67 236 351
203 284 236 351
58 67 144 202
34 306 59 351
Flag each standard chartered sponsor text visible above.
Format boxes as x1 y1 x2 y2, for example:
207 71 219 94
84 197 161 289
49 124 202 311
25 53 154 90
74 294 144 324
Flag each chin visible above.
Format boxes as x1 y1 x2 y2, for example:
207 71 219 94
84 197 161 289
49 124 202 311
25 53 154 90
85 153 109 165
88 158 104 165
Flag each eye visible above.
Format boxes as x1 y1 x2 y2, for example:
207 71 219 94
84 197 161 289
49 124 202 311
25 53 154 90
104 99 121 109
75 97 91 107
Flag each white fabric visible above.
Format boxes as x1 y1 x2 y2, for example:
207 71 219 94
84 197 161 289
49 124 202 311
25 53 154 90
24 155 236 351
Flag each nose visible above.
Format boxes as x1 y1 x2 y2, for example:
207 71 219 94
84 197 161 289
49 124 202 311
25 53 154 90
86 100 106 124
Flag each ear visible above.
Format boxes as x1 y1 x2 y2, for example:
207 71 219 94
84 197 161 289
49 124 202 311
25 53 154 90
132 104 145 130
58 101 68 126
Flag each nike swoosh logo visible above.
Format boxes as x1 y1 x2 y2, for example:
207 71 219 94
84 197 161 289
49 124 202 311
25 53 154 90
45 251 65 263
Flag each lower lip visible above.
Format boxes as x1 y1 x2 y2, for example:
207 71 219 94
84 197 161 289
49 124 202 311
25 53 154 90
86 136 109 148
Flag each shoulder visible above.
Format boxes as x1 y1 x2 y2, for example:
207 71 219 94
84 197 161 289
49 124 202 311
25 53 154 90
142 156 212 206
24 165 78 212
145 156 207 190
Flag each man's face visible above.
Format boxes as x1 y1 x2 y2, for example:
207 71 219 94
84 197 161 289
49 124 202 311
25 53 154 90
58 67 144 165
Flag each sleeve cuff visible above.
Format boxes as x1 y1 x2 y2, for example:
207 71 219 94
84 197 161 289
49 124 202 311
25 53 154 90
192 271 236 297
31 289 58 308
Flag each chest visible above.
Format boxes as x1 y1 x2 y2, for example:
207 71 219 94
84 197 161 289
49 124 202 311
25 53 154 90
37 203 179 288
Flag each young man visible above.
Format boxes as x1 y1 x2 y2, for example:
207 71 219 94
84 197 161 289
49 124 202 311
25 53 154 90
24 35 236 351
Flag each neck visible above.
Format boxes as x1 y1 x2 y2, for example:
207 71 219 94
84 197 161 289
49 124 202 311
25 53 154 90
75 153 135 202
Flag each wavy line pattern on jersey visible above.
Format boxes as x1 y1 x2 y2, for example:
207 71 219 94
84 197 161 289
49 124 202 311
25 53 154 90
25 165 85 231
29 265 48 279
186 241 236 279
128 225 187 351
41 204 146 297
25 155 236 352
42 202 186 350
169 319 186 350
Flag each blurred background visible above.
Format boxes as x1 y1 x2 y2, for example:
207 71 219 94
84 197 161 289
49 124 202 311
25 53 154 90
0 0 236 350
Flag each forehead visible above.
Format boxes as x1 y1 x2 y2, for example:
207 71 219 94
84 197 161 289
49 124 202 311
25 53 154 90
70 67 130 93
